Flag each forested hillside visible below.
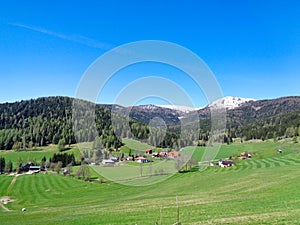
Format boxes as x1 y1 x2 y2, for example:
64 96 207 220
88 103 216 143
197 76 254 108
0 97 74 149
0 97 128 150
226 96 300 140
234 110 300 140
0 96 300 150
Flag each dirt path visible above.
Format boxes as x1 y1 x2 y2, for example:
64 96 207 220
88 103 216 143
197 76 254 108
0 201 10 212
0 175 18 212
6 176 17 196
0 196 14 212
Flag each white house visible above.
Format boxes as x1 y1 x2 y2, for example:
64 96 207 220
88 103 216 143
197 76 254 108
218 159 234 168
102 159 115 165
135 156 147 163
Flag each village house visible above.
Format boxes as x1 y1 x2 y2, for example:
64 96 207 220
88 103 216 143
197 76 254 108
135 156 147 163
110 156 119 162
126 156 133 161
145 149 152 154
15 162 47 175
168 151 180 158
240 152 252 159
28 165 41 173
218 159 234 168
159 151 168 157
152 152 159 158
102 159 115 165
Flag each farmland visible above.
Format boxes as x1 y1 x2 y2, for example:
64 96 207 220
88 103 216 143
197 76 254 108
1 139 300 224
0 145 80 168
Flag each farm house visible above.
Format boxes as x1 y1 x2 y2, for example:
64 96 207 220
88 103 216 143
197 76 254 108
218 159 234 168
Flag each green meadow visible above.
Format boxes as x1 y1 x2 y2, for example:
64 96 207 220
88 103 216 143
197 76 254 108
1 139 300 224
0 145 80 166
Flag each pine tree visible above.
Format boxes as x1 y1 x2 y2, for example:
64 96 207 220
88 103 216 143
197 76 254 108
57 139 66 152
0 157 5 173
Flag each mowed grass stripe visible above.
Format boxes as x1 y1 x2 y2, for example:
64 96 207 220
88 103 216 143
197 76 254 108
1 141 299 224
235 161 250 171
258 158 279 167
283 156 300 164
39 173 52 195
33 175 49 201
244 159 257 169
52 174 70 190
267 157 287 167
23 175 39 205
272 157 293 166
10 175 26 207
232 154 300 172
253 159 263 168
46 173 56 190
259 159 271 168
0 176 13 196
275 157 295 166
1 159 300 224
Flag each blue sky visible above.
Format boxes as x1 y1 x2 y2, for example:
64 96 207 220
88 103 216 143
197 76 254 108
0 0 300 107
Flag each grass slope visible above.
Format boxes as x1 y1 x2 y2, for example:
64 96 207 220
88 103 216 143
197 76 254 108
0 140 300 224
122 138 155 152
0 145 80 166
190 139 299 162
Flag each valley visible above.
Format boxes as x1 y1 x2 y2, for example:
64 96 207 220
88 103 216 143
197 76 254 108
0 138 300 224
1 96 300 224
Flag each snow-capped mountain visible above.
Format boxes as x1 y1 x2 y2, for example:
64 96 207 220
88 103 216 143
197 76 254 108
209 96 256 109
121 96 257 125
157 105 197 113
152 96 256 113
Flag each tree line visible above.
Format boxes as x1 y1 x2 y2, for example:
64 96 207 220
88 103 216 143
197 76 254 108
231 110 300 141
0 97 150 150
0 152 78 174
1 96 299 151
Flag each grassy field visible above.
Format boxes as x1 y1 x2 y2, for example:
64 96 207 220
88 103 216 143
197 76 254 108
0 145 81 166
1 140 300 224
190 138 300 162
121 138 156 153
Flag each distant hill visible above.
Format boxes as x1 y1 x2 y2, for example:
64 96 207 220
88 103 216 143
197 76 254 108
0 97 123 150
128 104 181 126
0 95 300 150
227 96 300 125
226 96 300 139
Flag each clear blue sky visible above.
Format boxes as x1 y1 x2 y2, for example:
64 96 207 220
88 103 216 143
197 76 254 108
0 0 300 107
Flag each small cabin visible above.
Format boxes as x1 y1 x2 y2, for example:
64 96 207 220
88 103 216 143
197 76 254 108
168 151 180 158
135 156 147 163
240 152 252 159
152 152 159 158
28 166 41 174
102 159 115 165
110 156 119 162
126 156 133 161
29 166 41 171
218 159 234 168
159 151 168 157
145 149 152 154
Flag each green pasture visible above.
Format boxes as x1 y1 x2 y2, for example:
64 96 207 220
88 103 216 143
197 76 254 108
189 138 300 162
0 140 300 224
122 138 155 152
0 145 81 166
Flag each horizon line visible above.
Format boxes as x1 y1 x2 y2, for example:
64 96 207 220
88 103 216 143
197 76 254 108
1 94 300 107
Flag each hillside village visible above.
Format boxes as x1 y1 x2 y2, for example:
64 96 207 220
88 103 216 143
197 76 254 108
1 141 279 179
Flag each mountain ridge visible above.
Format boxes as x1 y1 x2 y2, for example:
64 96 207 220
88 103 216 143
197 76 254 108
0 95 300 150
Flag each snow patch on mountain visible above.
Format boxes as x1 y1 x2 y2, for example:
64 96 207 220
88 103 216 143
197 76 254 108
209 96 256 109
135 96 256 113
157 105 197 113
